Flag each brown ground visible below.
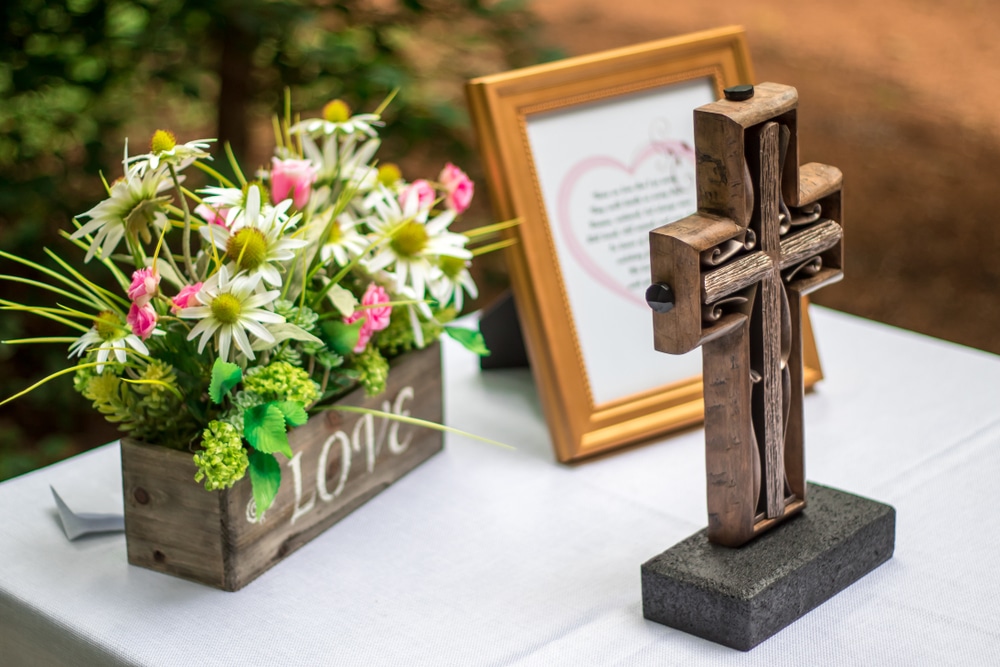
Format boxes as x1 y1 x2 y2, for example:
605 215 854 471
534 0 1000 355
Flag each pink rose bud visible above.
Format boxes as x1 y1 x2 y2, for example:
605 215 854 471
194 203 229 227
439 163 474 214
127 302 158 340
127 268 160 307
271 157 318 209
171 282 203 314
398 179 436 212
360 283 392 332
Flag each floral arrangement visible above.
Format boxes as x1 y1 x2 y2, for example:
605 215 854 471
0 96 508 513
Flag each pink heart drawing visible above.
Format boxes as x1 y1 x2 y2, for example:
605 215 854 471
556 140 696 308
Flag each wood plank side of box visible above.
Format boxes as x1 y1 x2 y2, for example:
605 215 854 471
121 342 443 591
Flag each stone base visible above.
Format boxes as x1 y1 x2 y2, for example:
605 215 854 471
641 483 895 651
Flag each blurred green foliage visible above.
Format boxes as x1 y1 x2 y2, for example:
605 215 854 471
0 0 558 480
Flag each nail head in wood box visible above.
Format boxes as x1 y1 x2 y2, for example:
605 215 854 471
120 342 443 591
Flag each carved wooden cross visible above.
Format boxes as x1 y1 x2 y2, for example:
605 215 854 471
646 83 844 547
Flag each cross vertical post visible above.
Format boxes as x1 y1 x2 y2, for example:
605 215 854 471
646 82 844 547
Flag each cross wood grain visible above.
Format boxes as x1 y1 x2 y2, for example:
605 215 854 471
757 121 785 520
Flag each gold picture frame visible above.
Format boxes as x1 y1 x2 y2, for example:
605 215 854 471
467 26 823 462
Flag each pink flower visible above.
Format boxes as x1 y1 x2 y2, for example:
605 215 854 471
171 282 203 314
360 283 392 332
271 157 318 209
127 302 157 340
194 203 229 227
344 283 392 353
439 163 474 214
398 179 436 212
127 268 160 307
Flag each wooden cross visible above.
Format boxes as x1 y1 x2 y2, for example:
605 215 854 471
646 83 844 547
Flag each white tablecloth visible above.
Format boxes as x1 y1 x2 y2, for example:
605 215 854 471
1 307 999 666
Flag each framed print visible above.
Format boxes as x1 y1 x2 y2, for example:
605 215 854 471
467 26 824 462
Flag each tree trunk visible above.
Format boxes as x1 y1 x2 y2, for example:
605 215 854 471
216 22 255 163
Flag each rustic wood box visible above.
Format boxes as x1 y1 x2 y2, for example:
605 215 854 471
120 343 443 591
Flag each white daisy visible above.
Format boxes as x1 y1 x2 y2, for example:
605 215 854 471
68 310 150 374
199 184 272 230
128 130 213 175
179 266 284 362
291 99 383 139
72 144 173 262
363 186 471 300
300 132 380 192
317 210 368 267
199 184 308 287
429 256 479 312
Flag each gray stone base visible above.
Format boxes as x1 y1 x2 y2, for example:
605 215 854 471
641 483 895 651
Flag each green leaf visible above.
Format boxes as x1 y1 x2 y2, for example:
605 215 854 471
243 403 293 458
248 450 281 516
251 323 323 351
274 400 308 428
445 326 491 357
325 282 358 317
209 358 242 404
319 318 364 356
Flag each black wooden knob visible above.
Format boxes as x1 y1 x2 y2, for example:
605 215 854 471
645 283 675 314
724 84 754 101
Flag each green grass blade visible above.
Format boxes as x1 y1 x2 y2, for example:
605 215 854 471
122 377 185 401
44 248 129 309
58 230 129 291
0 302 94 321
192 160 236 188
0 274 99 310
322 404 513 450
471 238 518 257
224 142 246 186
463 217 521 238
0 305 90 332
373 88 399 116
0 250 108 311
0 362 103 407
1 337 77 345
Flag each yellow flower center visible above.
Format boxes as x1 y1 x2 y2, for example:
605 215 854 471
322 99 351 123
210 293 242 325
93 310 122 340
150 129 176 153
226 228 268 271
377 163 402 187
390 221 429 259
327 220 343 244
439 255 466 280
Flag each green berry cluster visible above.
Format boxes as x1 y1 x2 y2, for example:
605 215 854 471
193 421 248 490
352 346 389 397
243 361 320 405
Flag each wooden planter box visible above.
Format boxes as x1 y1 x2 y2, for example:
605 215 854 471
120 343 442 591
